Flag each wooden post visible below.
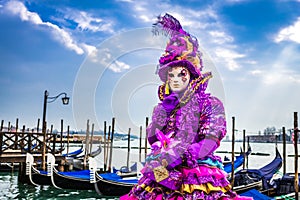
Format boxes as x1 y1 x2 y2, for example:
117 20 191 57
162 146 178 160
145 117 149 160
247 136 249 169
0 120 3 154
243 129 246 169
84 120 90 170
60 119 63 150
139 125 142 162
8 121 11 131
67 125 70 155
42 121 46 170
103 121 107 172
50 124 55 154
231 116 235 187
21 125 25 152
127 128 131 168
52 132 56 154
28 130 32 154
0 120 3 131
89 124 94 154
282 127 286 175
15 118 18 131
108 117 115 172
106 125 111 172
14 118 19 149
294 112 299 200
37 118 40 133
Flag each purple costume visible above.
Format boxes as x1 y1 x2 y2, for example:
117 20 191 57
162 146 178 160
121 13 252 200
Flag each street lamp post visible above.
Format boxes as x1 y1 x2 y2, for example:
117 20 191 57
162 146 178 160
42 90 70 170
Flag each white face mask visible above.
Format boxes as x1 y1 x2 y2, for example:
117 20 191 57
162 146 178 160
167 66 190 93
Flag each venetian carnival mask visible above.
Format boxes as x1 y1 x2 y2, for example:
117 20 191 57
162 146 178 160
167 66 190 93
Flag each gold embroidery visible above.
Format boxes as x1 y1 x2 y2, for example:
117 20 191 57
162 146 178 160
153 166 169 182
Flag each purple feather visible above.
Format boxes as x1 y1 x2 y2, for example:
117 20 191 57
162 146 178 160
152 13 190 37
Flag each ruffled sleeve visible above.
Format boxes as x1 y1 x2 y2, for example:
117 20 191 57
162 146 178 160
147 93 180 146
146 104 167 146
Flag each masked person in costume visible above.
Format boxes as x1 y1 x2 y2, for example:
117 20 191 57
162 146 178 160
121 13 252 200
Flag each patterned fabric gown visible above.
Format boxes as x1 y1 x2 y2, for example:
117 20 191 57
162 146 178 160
121 75 252 200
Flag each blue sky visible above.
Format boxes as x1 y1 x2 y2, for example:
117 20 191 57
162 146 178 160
0 0 300 137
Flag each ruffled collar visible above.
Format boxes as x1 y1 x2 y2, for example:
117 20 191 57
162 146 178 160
158 72 212 101
159 72 212 117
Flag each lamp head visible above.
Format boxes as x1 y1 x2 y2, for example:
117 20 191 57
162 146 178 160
62 96 70 105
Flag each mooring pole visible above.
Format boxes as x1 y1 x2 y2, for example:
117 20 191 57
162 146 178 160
108 118 115 172
0 120 4 155
106 125 111 172
294 112 298 200
127 128 131 168
144 117 149 160
139 125 142 162
103 121 107 172
231 116 235 187
89 123 94 154
67 125 70 155
243 129 246 169
282 127 286 175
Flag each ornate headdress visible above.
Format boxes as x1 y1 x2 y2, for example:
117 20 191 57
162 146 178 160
153 13 204 82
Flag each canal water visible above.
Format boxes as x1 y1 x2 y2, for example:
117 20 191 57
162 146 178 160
0 141 298 199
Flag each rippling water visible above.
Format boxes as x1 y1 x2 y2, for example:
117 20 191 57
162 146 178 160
0 170 117 199
0 141 298 199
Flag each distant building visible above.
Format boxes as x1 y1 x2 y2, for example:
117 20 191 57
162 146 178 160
248 134 292 143
248 135 277 143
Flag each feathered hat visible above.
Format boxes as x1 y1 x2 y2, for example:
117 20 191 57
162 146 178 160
153 13 204 82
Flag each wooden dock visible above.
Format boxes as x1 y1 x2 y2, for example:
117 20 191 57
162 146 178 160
0 151 65 163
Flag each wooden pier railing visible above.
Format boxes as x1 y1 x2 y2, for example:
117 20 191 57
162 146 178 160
0 130 59 155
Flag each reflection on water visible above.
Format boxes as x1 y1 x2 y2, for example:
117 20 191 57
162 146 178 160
0 141 299 199
0 172 118 199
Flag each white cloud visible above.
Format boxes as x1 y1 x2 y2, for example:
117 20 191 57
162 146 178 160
64 11 114 33
244 60 257 65
121 1 246 72
249 68 300 85
209 31 234 44
274 17 300 44
249 44 300 85
215 48 245 70
139 15 152 22
4 0 85 54
81 43 98 62
109 60 130 73
250 69 263 76
93 48 130 73
263 69 300 85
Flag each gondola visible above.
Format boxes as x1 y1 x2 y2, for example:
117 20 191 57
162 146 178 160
112 162 142 178
70 145 102 170
62 144 84 158
223 146 252 174
91 158 142 196
232 147 283 194
50 154 98 190
51 168 94 190
94 171 138 196
25 153 55 186
75 145 102 158
262 172 300 198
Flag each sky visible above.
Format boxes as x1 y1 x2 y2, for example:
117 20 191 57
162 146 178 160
0 0 300 138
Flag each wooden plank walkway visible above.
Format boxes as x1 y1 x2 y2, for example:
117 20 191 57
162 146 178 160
0 153 65 163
